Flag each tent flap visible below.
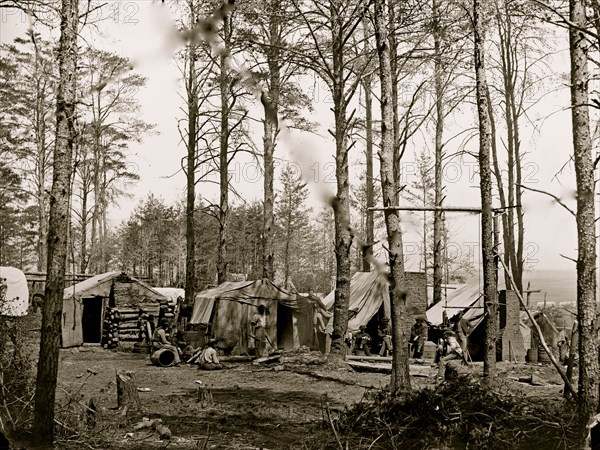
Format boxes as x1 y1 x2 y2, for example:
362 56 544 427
0 267 29 317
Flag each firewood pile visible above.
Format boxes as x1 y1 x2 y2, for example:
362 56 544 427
159 302 176 321
102 308 144 348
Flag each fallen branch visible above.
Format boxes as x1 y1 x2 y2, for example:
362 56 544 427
498 257 577 398
325 402 343 450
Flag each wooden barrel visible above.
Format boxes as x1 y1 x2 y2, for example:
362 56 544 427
422 341 437 360
526 347 538 364
183 331 204 349
150 348 176 367
538 347 550 364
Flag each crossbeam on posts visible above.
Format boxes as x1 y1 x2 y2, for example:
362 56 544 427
367 205 520 213
368 206 482 213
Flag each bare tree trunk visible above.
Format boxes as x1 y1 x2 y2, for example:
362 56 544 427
487 86 513 287
432 0 444 306
473 0 497 378
217 18 230 285
262 6 280 281
362 20 374 273
374 0 411 394
33 0 78 443
329 2 353 355
388 3 400 196
569 0 600 433
283 209 291 289
37 166 48 272
185 6 198 306
80 187 88 273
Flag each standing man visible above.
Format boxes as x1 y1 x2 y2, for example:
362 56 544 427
454 311 472 355
251 305 268 357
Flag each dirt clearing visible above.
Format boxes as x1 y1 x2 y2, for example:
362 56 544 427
49 348 568 449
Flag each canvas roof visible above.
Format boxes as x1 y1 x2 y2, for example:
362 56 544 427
426 282 484 326
190 278 313 324
63 271 166 300
153 287 185 302
323 271 391 334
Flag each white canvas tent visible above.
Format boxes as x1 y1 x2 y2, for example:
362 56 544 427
153 287 184 303
322 272 391 334
0 266 29 316
426 282 485 326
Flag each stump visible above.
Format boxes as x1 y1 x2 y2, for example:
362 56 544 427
197 386 214 408
86 398 97 429
444 360 476 382
116 370 141 412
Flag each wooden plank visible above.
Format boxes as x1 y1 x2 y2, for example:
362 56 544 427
346 355 392 363
348 361 391 373
220 356 255 362
252 354 281 364
348 361 434 377
62 297 83 347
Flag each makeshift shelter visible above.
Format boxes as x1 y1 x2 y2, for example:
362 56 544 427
0 267 29 316
527 311 562 354
426 282 487 359
427 284 527 362
62 271 167 347
426 283 484 326
152 287 185 303
189 279 316 354
322 271 428 335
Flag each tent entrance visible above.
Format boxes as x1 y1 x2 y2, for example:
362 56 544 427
82 296 104 344
277 304 294 350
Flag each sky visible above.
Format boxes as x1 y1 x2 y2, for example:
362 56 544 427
0 1 593 277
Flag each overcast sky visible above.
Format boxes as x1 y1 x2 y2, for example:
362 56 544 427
1 1 592 275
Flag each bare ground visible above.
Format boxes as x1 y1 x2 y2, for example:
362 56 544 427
26 347 571 449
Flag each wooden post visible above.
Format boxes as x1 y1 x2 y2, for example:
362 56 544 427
116 370 141 413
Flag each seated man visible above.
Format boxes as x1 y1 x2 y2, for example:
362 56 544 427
198 339 224 370
378 318 393 357
152 318 181 365
436 330 463 381
353 325 372 356
410 318 428 358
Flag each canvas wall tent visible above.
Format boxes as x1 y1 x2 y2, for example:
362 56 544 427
322 271 428 336
0 267 29 316
426 283 485 327
61 271 167 347
426 282 487 359
323 272 390 334
189 279 316 354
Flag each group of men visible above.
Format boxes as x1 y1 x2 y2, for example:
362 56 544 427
151 301 473 381
150 304 272 370
346 318 393 357
151 317 224 370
